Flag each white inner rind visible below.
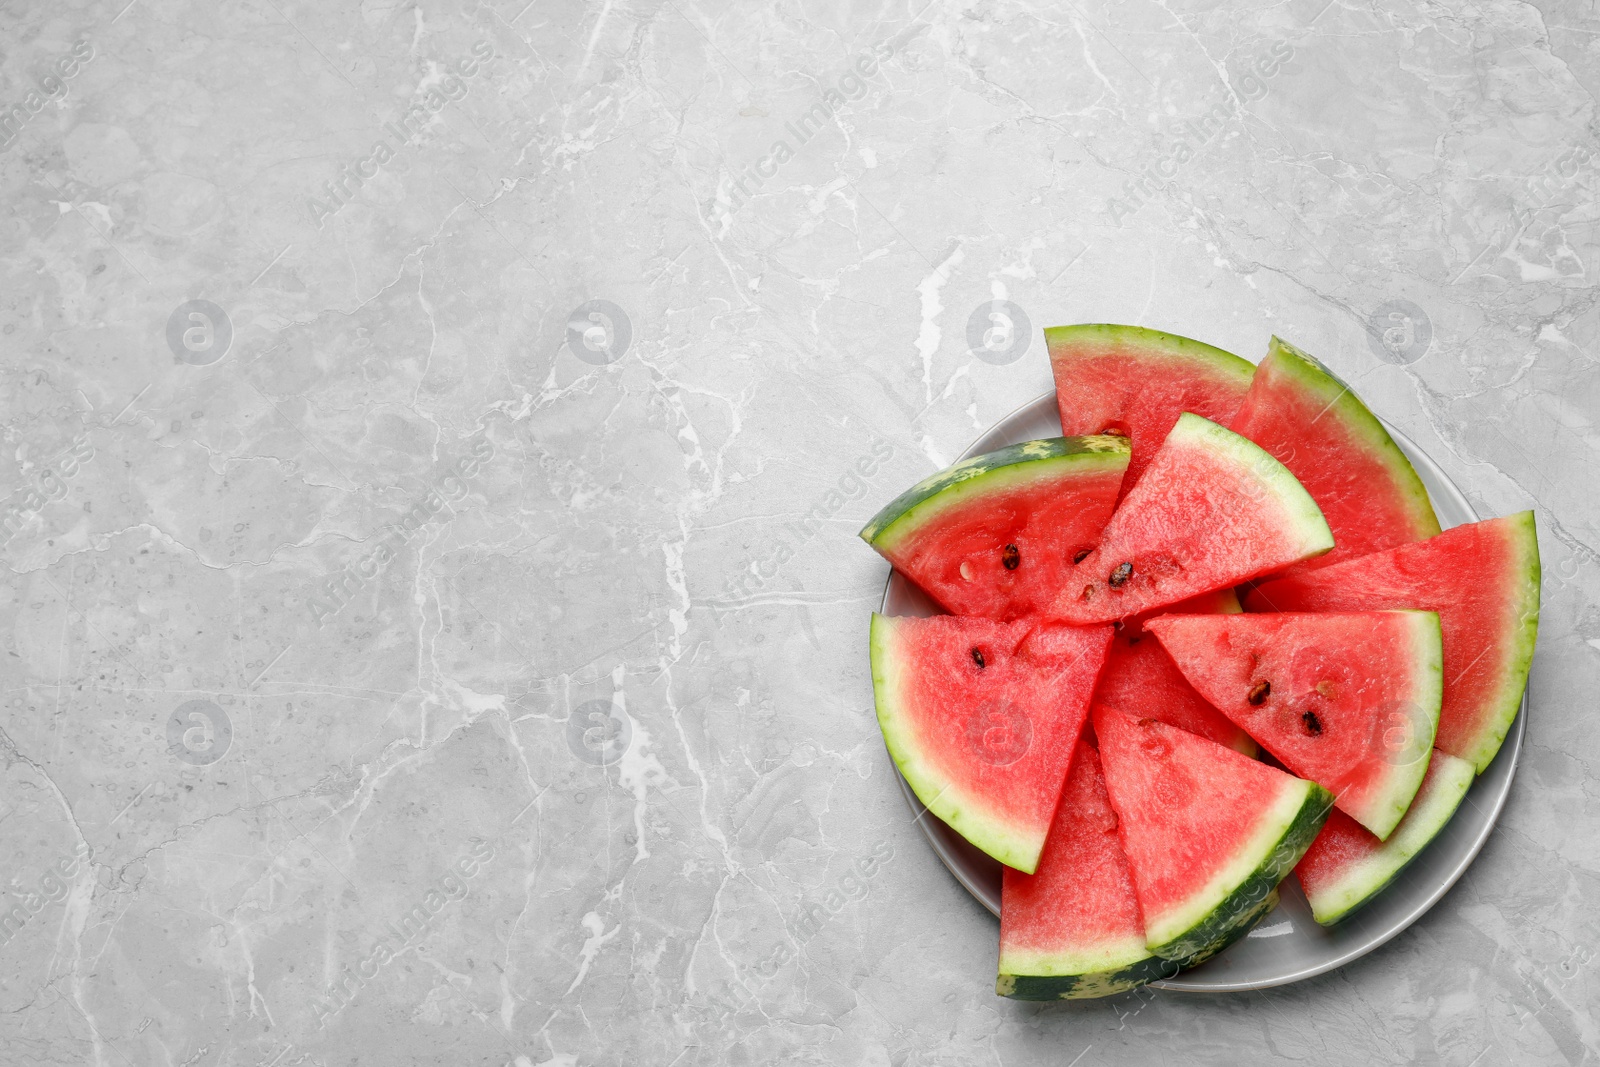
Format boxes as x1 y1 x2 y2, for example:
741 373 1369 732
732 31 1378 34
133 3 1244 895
998 933 1152 979
1143 777 1312 950
1307 752 1476 924
870 615 1044 873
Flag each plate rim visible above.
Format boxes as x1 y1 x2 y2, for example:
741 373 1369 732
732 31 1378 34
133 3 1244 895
878 389 1526 993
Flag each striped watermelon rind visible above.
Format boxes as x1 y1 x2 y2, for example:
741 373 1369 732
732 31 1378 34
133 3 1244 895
1149 779 1333 961
996 888 1280 1000
858 435 1130 550
1471 512 1542 771
1299 752 1476 925
1045 323 1256 391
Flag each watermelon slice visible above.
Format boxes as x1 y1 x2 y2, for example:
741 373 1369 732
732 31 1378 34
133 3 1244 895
1296 751 1476 924
1247 513 1540 773
1147 611 1442 840
997 741 1279 999
1228 337 1440 572
998 741 1177 999
1094 589 1258 755
859 436 1130 620
1048 323 1255 500
1053 413 1334 624
870 614 1114 872
1093 705 1333 960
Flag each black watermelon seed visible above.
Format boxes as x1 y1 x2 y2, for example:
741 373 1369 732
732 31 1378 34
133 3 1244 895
971 648 986 669
1108 561 1133 587
1302 709 1324 735
1247 680 1271 705
1001 544 1020 570
1072 547 1092 564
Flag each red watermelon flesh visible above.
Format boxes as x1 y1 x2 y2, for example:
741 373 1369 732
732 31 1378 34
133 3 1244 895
1053 413 1334 624
1146 611 1442 841
1049 324 1255 501
1092 705 1332 958
1094 589 1257 754
870 614 1114 873
1228 337 1439 573
1246 513 1540 773
998 741 1171 998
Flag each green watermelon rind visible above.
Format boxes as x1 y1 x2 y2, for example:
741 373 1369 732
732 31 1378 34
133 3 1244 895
1302 751 1475 925
869 613 1044 873
1044 324 1257 389
996 889 1280 1000
1459 510 1541 773
996 943 1179 1001
1358 610 1444 841
1169 413 1335 560
858 435 1130 551
1263 337 1441 542
1147 778 1333 961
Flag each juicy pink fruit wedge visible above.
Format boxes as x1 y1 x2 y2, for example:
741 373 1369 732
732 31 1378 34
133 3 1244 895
859 436 1129 620
1092 706 1332 960
870 614 1113 873
1228 337 1440 574
998 742 1175 999
1052 413 1334 624
1147 610 1442 840
1048 324 1255 502
1093 589 1257 755
1295 751 1475 924
1247 513 1540 773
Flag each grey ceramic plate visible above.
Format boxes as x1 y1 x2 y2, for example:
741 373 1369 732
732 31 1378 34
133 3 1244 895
880 391 1525 992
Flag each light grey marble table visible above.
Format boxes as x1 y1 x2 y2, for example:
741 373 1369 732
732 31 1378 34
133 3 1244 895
0 1 1595 1064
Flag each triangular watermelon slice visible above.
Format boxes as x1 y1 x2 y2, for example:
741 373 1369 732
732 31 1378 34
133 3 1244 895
859 436 1130 620
870 614 1113 873
1146 611 1443 840
998 741 1177 999
997 740 1279 999
1228 337 1440 573
1052 413 1334 624
1296 751 1475 924
1093 705 1333 960
1094 589 1257 755
1048 324 1255 501
1247 513 1540 773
